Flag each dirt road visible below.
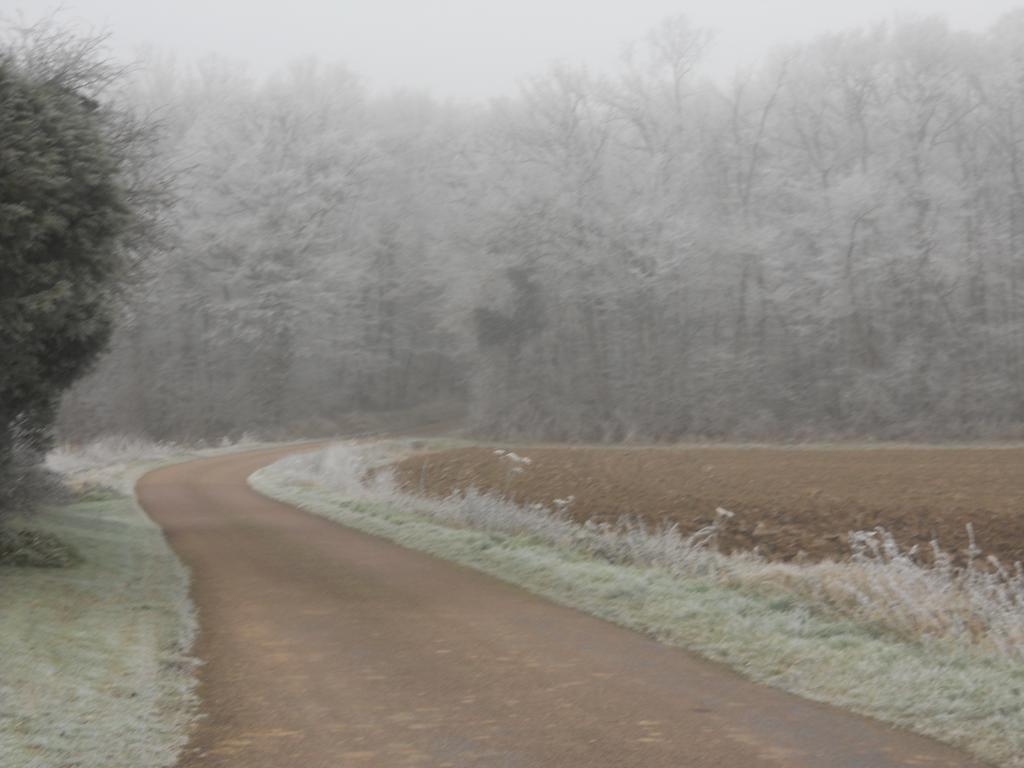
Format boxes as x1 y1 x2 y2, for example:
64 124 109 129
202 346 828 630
138 447 982 767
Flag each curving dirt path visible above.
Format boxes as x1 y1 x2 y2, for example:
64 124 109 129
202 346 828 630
138 446 983 767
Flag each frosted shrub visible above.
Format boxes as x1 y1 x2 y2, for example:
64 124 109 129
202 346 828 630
816 528 1024 659
45 433 265 495
46 432 270 477
46 435 180 475
269 442 396 495
568 517 723 578
694 528 1024 662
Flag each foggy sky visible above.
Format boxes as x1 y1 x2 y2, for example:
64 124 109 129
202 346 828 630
12 0 1024 97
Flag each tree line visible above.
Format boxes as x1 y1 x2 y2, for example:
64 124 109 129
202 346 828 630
57 13 1024 442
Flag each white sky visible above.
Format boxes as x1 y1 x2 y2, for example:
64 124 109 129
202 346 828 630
11 0 1024 99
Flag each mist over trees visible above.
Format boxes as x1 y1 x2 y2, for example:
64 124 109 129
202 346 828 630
58 13 1024 442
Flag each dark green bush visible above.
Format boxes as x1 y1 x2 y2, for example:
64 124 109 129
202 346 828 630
0 24 155 514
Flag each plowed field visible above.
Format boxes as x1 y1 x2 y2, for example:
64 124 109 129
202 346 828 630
392 445 1024 564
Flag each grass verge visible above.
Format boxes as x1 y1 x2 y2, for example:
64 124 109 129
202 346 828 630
252 445 1024 768
0 473 197 767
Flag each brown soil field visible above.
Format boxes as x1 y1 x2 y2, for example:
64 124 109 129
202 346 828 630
392 444 1024 564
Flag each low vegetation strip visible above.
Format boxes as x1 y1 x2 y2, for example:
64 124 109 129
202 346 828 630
0 460 198 768
252 441 1024 768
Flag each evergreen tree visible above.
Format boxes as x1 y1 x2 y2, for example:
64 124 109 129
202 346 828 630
0 24 153 508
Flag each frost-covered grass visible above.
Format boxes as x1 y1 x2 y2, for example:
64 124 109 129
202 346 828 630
0 481 197 767
45 433 265 495
0 434 326 767
0 436 273 766
253 441 1024 768
45 435 184 476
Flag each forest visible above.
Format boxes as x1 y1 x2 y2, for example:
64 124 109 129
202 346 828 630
57 13 1024 441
